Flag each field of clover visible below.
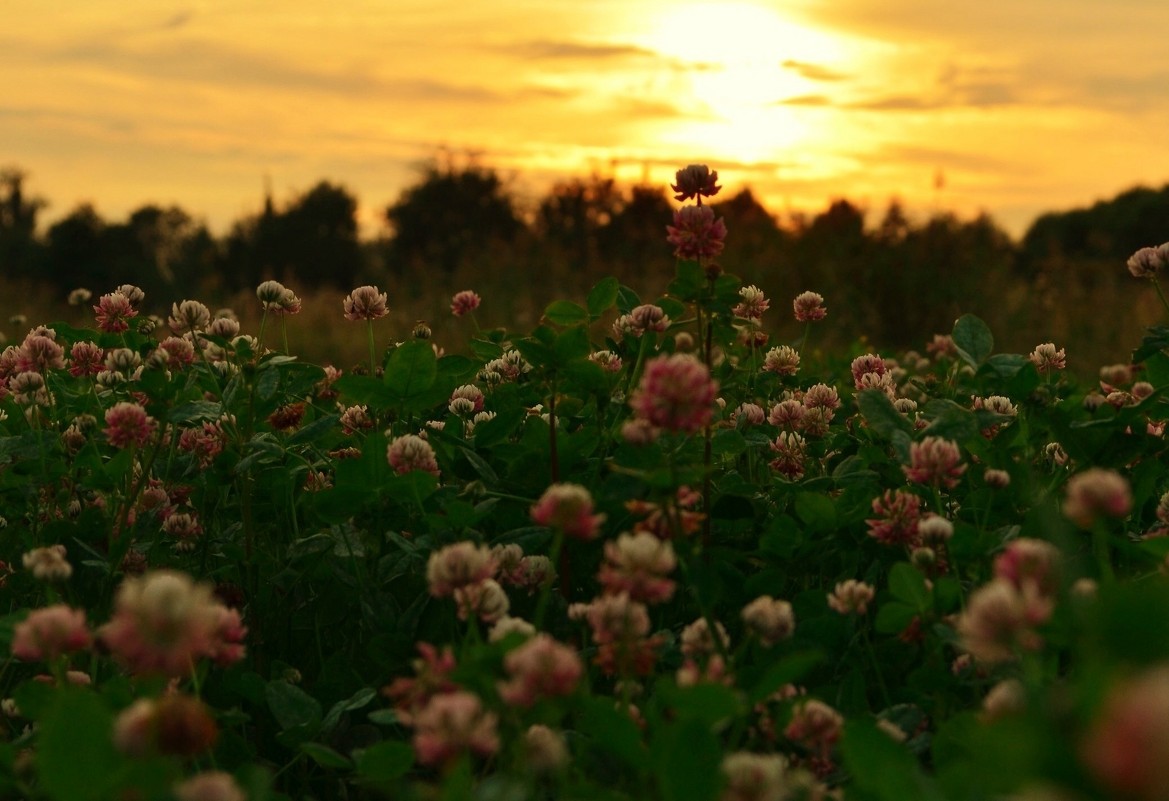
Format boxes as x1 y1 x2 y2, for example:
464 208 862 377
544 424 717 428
4 164 1169 801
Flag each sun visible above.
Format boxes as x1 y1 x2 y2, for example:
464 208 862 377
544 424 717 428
630 2 849 162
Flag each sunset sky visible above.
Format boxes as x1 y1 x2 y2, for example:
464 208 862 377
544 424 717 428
5 0 1169 238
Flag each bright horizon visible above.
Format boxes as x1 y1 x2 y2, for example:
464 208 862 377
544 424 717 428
5 0 1169 239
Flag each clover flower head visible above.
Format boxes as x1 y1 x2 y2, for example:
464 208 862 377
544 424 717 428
167 300 211 335
11 605 92 662
763 345 800 376
94 292 138 333
904 436 966 489
497 634 583 707
792 291 827 322
450 290 481 317
1029 342 1067 373
386 433 440 477
1127 243 1169 279
827 579 875 615
741 596 795 647
629 353 718 433
531 483 605 540
670 164 721 202
1063 468 1132 528
733 285 770 319
666 205 727 261
104 402 157 449
343 285 389 321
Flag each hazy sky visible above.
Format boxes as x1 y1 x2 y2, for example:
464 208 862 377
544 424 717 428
5 0 1169 237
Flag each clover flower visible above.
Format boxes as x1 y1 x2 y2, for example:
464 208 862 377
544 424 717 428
17 334 64 373
670 164 721 202
792 290 827 322
100 570 245 676
721 752 788 801
104 402 157 449
497 634 583 707
589 350 623 372
23 545 72 582
531 483 605 540
733 285 770 319
680 617 730 658
163 512 203 552
768 431 807 480
666 205 727 261
173 771 246 801
94 292 138 333
1029 342 1067 373
168 300 211 335
904 436 966 489
382 642 459 726
629 353 718 433
114 695 218 759
957 578 1050 664
741 596 795 647
1081 665 1169 801
454 578 510 623
731 402 766 426
1126 243 1169 279
993 538 1061 597
598 532 677 604
450 290 481 317
866 489 922 546
827 580 875 615
613 304 671 338
426 542 496 598
784 699 844 756
569 593 659 676
11 605 92 662
343 285 389 321
524 724 569 772
387 433 440 477
762 345 800 376
411 691 500 767
1063 468 1132 528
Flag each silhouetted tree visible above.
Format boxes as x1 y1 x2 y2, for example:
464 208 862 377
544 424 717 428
42 204 110 291
100 205 217 298
384 164 524 274
536 175 623 272
219 181 363 291
598 184 675 278
0 168 45 277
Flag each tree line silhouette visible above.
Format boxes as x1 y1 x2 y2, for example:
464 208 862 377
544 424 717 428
2 162 1168 353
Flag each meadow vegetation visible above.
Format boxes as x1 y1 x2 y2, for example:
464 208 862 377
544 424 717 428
1 164 1169 800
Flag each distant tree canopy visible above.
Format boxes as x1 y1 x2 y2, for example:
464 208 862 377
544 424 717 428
1 159 1166 357
220 180 363 292
384 164 523 274
1020 185 1169 272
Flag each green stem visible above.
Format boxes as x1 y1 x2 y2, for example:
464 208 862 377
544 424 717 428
1153 277 1169 318
534 528 565 629
1092 522 1116 582
861 624 892 709
366 318 377 375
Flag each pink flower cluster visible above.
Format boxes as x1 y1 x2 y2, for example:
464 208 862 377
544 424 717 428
1063 468 1132 528
450 290 481 317
866 489 922 546
598 531 677 603
531 483 606 540
386 434 440 477
497 634 583 707
904 436 967 489
629 353 718 434
99 570 246 676
342 285 389 321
